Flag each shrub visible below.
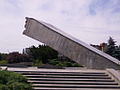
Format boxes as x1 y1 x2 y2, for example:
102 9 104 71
0 71 32 90
0 53 8 61
48 59 81 67
33 59 43 66
0 84 8 90
49 59 60 65
0 60 8 65
8 82 32 90
7 52 32 63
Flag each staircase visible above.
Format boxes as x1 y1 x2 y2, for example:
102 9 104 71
12 68 120 90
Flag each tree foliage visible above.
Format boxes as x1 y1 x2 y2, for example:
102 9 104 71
0 53 8 61
27 45 58 64
106 37 116 55
0 53 1 60
7 52 32 63
105 37 120 60
26 45 80 67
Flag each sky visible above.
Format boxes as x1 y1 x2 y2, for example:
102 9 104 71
0 0 120 53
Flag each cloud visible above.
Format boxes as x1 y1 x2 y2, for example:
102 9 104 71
87 0 120 29
0 0 120 53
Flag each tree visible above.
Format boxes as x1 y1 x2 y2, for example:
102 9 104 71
0 53 1 60
0 53 8 60
26 45 58 64
105 37 116 56
113 45 120 60
105 37 120 60
25 45 81 67
7 52 32 63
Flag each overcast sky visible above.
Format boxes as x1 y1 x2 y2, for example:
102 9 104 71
0 0 120 53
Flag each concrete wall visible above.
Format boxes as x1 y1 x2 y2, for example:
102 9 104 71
23 17 120 69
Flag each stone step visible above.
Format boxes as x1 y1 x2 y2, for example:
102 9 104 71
33 87 120 90
24 75 111 79
22 73 108 76
9 69 120 90
14 70 106 75
32 84 120 88
28 80 118 85
27 78 115 82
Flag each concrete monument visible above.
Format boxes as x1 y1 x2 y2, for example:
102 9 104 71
23 17 120 69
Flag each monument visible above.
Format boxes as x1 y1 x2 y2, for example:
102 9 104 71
23 17 120 69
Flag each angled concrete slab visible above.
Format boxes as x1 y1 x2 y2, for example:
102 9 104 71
23 17 120 69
